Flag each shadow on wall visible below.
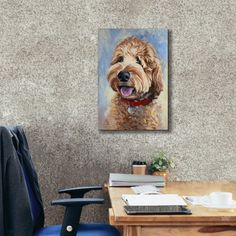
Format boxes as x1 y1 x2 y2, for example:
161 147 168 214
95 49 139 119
168 30 173 132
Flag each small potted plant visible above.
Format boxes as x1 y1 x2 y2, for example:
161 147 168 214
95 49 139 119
149 151 175 183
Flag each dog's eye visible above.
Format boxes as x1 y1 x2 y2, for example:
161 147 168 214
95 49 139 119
136 57 142 66
117 56 124 63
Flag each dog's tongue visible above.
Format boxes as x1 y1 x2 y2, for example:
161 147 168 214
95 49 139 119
120 87 134 97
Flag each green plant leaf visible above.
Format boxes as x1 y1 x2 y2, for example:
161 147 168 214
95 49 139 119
150 150 175 171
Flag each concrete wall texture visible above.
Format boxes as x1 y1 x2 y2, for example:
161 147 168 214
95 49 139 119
0 0 235 225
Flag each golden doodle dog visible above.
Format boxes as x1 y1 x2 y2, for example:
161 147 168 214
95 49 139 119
104 36 164 130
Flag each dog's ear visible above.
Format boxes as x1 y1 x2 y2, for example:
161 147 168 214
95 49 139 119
150 58 163 97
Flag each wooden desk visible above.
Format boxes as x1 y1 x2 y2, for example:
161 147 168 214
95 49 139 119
108 181 236 236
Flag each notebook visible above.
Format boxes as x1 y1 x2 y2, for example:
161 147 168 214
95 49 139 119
109 173 165 187
122 194 187 206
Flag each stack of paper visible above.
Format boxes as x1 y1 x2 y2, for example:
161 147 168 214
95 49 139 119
122 194 187 206
109 173 165 187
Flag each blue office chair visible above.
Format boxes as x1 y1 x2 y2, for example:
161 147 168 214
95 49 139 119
1 126 120 236
33 186 120 236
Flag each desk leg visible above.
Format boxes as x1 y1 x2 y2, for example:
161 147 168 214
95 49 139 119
124 226 141 236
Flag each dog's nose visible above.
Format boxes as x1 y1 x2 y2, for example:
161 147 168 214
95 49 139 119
118 71 130 82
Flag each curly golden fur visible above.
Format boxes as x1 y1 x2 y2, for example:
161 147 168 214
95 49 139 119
104 36 164 130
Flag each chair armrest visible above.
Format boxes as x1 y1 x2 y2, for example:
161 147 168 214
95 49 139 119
51 198 104 207
52 198 104 236
58 185 103 198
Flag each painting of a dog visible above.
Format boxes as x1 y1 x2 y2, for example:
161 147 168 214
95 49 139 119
98 29 168 130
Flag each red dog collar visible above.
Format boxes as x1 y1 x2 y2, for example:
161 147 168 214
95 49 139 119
122 98 153 107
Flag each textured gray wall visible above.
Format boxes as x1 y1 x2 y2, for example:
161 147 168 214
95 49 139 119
0 0 235 225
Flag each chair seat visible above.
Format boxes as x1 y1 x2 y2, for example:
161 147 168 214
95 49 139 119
34 223 120 236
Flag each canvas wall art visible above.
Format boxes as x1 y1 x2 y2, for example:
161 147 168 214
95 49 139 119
98 29 168 130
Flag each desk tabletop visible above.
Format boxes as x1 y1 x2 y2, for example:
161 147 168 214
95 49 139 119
108 181 236 225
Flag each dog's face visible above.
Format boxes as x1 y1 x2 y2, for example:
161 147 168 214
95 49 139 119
107 37 163 100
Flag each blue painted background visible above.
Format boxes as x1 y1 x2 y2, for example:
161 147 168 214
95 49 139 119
98 29 168 127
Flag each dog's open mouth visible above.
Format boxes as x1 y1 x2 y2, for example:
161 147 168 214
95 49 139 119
119 86 135 97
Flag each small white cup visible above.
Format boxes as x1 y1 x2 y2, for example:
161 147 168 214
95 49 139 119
209 192 233 205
